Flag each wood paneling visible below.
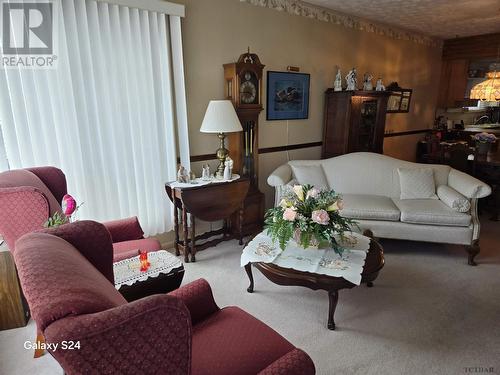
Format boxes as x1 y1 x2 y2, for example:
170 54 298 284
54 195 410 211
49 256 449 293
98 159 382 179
443 33 500 60
437 59 469 108
0 251 29 330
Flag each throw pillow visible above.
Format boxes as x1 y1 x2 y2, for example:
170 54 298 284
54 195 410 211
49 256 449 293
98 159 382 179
290 165 329 189
398 168 438 200
437 185 471 212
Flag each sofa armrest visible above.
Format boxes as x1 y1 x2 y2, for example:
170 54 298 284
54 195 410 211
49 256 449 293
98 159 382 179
448 169 492 199
258 348 316 375
267 164 293 187
42 221 114 284
103 216 145 243
169 278 220 325
0 187 49 251
43 294 191 375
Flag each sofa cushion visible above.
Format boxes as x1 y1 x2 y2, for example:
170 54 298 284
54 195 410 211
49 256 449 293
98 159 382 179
191 306 295 375
14 233 127 331
393 199 471 227
291 165 329 189
398 168 438 200
340 194 400 221
437 185 471 212
112 238 161 262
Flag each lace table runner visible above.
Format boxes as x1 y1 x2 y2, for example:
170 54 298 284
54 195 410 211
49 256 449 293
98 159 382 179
241 232 370 285
114 250 182 289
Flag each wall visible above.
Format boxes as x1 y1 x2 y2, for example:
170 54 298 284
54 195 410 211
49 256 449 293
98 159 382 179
175 0 442 207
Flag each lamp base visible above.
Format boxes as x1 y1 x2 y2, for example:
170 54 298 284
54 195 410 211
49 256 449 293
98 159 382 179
216 132 228 179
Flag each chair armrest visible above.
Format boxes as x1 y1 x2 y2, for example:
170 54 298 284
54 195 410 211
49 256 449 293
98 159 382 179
43 294 191 375
169 278 220 325
258 348 316 375
103 216 145 243
41 221 114 284
267 164 292 187
448 169 492 199
0 187 49 251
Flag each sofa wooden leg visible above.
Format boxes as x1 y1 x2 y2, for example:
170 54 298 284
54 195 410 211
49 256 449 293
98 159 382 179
466 240 480 266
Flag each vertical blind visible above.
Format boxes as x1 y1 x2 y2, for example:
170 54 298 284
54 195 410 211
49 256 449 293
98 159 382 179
0 0 190 235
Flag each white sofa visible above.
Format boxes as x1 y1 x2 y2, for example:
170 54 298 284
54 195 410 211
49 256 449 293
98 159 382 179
267 152 491 265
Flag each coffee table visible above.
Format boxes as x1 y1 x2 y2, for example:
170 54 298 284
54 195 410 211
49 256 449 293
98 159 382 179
114 250 184 302
243 230 384 330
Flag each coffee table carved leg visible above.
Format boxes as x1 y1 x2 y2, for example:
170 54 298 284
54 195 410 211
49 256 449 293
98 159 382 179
182 207 189 263
328 290 339 330
190 214 196 262
174 203 180 256
244 263 254 293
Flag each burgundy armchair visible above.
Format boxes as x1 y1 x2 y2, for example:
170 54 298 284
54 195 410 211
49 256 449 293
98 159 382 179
0 166 160 261
14 221 315 375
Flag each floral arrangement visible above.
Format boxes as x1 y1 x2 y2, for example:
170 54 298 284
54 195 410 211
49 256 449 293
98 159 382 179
44 194 83 228
264 184 355 255
474 132 497 143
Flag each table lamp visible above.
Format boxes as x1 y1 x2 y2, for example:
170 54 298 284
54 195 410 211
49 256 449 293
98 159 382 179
200 100 243 178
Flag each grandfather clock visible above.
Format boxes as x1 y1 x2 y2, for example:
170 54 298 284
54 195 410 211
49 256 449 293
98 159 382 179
223 50 265 241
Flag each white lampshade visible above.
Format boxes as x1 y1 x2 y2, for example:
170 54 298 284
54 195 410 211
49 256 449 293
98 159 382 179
200 100 243 133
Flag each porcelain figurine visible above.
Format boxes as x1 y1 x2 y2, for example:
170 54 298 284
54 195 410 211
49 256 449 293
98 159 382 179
223 156 233 180
362 73 373 90
345 68 357 91
177 165 189 183
375 78 385 91
201 164 211 180
334 68 342 91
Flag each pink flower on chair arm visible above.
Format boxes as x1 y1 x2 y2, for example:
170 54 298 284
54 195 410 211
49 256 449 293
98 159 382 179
61 194 77 216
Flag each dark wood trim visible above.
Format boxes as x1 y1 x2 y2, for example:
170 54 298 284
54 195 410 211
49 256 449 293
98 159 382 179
177 153 216 164
179 142 324 163
384 129 430 138
259 141 323 154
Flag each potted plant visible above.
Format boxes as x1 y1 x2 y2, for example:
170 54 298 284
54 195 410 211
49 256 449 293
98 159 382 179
474 132 497 155
264 184 355 255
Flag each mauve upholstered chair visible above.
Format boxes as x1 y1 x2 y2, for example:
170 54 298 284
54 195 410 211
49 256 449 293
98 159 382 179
14 220 315 375
0 166 160 261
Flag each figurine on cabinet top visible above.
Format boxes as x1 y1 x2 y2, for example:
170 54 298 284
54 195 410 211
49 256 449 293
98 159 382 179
345 68 357 91
362 73 373 90
375 78 385 91
334 68 342 91
201 164 211 180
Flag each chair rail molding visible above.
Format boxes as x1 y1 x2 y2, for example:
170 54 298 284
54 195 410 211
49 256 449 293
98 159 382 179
240 0 442 48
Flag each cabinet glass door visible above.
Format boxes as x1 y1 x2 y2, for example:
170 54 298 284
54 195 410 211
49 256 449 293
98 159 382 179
358 99 378 151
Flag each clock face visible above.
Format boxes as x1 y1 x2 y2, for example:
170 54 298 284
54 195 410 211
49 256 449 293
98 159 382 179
239 70 259 105
240 80 257 104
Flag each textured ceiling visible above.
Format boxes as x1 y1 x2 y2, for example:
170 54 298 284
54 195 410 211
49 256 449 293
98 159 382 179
305 0 500 39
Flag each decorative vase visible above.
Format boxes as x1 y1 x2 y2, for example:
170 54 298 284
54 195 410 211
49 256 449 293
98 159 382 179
476 141 491 155
293 229 320 249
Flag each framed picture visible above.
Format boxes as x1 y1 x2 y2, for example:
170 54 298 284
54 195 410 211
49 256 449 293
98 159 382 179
266 71 310 120
386 86 412 113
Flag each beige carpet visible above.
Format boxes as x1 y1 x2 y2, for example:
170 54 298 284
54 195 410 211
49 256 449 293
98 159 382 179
1 216 499 375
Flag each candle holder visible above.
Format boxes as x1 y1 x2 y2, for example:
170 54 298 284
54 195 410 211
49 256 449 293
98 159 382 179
139 250 150 272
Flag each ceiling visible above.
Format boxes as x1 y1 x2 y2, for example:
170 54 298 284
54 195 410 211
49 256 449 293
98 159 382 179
305 0 500 39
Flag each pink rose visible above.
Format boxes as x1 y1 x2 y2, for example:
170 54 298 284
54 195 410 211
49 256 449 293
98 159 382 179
306 188 320 199
311 209 330 225
61 194 77 216
283 207 297 221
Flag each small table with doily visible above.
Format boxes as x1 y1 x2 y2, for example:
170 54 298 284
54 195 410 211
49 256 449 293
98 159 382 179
114 250 184 302
165 176 250 263
241 230 384 330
